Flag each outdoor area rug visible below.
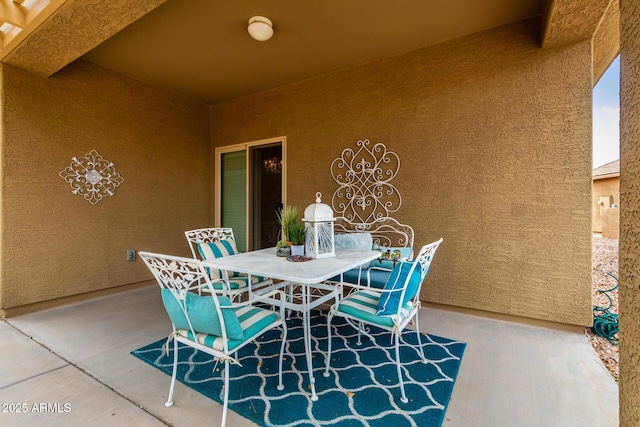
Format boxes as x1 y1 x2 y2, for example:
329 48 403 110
131 310 466 427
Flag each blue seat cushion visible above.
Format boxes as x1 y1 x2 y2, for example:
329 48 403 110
337 289 411 327
209 274 267 290
376 261 424 316
178 305 279 351
329 268 391 289
161 289 244 340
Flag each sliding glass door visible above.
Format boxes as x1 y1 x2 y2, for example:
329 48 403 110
220 151 247 251
216 137 286 252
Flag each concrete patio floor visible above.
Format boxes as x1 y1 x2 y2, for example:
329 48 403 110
1 285 618 426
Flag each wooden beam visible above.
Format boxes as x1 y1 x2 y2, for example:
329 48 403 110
2 0 167 76
0 0 25 27
0 0 62 61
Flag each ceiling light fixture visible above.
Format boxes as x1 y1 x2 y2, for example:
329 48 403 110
248 16 273 41
263 157 282 174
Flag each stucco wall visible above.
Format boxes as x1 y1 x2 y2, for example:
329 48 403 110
211 19 593 326
601 208 620 239
0 60 210 313
619 0 640 423
592 176 620 232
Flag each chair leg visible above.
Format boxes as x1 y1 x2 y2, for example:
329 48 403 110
221 359 230 427
165 337 178 407
394 332 408 404
323 309 335 378
413 314 427 362
277 326 287 390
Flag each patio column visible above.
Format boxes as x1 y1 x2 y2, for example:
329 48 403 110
619 0 640 425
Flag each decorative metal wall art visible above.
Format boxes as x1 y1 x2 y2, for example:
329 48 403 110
59 150 124 205
331 139 401 223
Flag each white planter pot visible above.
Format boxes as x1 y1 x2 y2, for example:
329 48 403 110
291 244 305 256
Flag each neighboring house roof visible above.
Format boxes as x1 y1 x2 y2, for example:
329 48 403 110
593 159 620 180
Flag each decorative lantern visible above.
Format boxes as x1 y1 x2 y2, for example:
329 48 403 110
303 192 335 258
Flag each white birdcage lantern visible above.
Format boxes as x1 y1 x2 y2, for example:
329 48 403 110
303 192 335 258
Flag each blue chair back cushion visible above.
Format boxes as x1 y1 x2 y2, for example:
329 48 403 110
161 289 244 340
197 240 240 279
334 232 373 250
376 261 424 316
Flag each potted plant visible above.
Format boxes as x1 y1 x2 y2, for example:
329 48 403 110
276 205 299 244
289 221 306 256
275 239 291 257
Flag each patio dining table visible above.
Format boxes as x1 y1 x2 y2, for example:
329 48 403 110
201 247 380 401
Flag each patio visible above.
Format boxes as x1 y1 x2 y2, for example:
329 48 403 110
1 284 618 426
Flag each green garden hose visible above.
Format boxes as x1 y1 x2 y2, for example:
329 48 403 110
592 271 619 345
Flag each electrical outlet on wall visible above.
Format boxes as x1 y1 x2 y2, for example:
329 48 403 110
126 249 136 262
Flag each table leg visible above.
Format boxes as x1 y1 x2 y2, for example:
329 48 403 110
247 273 253 301
302 285 318 401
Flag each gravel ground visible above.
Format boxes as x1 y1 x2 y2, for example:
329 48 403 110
588 236 619 382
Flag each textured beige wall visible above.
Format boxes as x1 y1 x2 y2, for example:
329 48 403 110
619 0 640 423
542 0 611 48
211 19 593 326
601 208 619 240
0 60 210 313
593 0 620 84
592 177 620 232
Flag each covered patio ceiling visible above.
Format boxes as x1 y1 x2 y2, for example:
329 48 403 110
0 0 619 105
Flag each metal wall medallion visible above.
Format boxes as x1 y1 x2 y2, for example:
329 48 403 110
59 150 124 205
331 139 401 223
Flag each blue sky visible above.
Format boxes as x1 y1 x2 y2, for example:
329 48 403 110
593 56 620 168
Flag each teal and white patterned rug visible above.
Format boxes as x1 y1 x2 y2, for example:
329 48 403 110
131 310 465 427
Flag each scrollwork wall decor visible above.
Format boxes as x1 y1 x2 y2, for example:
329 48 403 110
59 150 124 205
331 139 401 223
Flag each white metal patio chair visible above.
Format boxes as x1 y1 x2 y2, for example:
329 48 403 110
185 227 272 301
323 238 443 403
139 251 287 427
